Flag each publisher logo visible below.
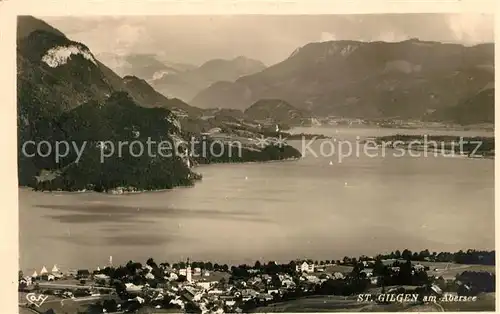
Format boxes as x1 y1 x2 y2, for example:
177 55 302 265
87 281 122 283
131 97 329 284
26 293 48 307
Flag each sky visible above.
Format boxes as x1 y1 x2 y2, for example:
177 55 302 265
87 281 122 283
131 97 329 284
43 14 494 66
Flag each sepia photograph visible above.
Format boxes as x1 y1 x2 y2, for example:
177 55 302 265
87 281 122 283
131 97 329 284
11 3 495 313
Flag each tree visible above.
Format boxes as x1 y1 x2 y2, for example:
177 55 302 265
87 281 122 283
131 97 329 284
254 261 262 269
147 257 158 268
86 301 104 314
19 281 27 291
351 263 362 277
103 299 118 313
373 259 385 276
271 274 282 288
205 262 213 271
177 275 187 282
419 249 430 260
114 281 127 299
396 260 412 285
401 249 412 261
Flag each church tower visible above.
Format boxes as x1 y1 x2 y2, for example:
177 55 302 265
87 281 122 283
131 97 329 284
186 258 192 283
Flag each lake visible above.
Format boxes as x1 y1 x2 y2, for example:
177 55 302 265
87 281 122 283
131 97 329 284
19 127 494 273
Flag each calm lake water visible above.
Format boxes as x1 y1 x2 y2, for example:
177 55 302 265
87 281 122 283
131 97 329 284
19 127 494 273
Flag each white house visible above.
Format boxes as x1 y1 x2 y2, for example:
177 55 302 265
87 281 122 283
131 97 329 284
305 275 321 284
170 298 185 310
197 281 212 290
361 269 373 277
128 296 145 304
281 279 295 288
333 272 345 279
20 277 32 286
168 273 179 281
296 261 315 273
125 283 144 294
414 264 425 272
94 274 110 280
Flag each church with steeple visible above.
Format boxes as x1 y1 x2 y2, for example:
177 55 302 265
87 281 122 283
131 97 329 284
186 258 192 283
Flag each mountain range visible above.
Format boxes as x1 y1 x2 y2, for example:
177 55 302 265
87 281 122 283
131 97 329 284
14 16 495 191
97 52 267 102
191 39 494 122
96 52 194 80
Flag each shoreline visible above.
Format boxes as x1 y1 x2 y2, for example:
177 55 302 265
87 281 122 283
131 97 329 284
19 156 302 194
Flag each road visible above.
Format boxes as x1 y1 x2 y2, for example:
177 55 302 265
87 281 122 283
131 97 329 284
37 282 114 291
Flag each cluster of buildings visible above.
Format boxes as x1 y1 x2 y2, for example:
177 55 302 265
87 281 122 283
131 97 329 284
19 257 482 313
19 264 65 286
148 260 332 313
19 259 351 313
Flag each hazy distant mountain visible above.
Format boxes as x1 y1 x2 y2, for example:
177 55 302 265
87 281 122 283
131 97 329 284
96 53 266 102
150 56 266 102
122 75 203 116
191 39 494 122
96 52 186 80
155 57 197 72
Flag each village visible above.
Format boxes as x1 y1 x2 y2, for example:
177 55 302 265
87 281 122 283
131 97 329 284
18 250 495 313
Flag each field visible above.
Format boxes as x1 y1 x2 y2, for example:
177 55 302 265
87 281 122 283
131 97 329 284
252 295 445 312
305 261 494 281
421 262 495 280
